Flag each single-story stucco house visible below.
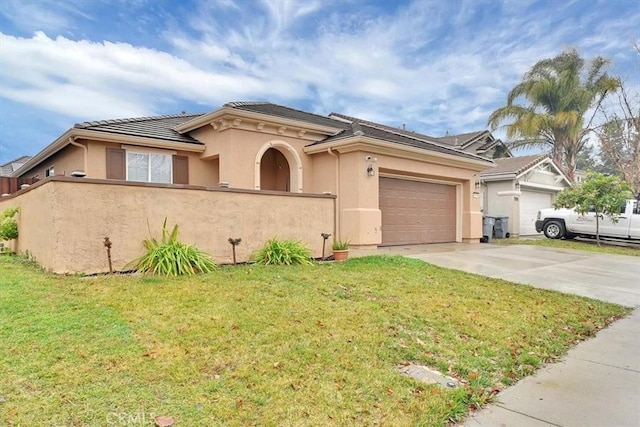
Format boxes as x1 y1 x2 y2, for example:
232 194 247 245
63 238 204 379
1 102 494 273
480 154 571 236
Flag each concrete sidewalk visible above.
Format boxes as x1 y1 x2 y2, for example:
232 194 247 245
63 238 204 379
463 309 640 427
351 243 640 426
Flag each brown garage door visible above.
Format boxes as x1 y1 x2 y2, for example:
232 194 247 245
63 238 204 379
379 177 456 245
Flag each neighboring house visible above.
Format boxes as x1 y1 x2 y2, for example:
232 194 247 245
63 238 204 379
8 101 493 254
1 155 32 176
480 154 571 236
574 169 587 185
436 130 512 159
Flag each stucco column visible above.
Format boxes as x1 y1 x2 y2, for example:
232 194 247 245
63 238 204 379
462 180 482 243
338 151 382 246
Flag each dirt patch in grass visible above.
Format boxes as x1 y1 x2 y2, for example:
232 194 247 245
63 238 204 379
0 255 630 426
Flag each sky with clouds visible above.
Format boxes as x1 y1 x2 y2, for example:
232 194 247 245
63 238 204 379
0 0 638 164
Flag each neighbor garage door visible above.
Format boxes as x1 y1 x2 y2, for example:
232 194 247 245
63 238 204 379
520 190 553 235
379 177 456 245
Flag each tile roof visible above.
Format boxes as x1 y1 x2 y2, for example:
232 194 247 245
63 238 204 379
74 113 205 144
481 154 549 176
64 103 491 163
225 102 348 130
329 112 439 140
436 131 486 147
317 113 490 162
1 155 32 176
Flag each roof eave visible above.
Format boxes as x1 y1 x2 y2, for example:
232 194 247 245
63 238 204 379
305 136 495 170
11 129 75 177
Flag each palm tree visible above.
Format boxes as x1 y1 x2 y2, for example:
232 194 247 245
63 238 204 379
488 48 619 183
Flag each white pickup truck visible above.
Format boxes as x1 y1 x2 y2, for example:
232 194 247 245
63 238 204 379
535 198 640 240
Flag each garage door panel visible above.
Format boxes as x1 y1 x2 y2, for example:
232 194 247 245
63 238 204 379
520 190 553 235
380 178 456 245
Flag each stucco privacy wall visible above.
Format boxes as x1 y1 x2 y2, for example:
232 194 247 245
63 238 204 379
0 177 335 274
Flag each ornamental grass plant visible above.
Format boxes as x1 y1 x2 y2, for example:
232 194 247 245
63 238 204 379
252 238 313 265
129 219 217 276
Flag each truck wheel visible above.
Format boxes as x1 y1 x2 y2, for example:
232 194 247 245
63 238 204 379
543 220 565 239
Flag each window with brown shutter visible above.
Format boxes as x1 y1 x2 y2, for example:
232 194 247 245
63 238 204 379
172 155 189 184
106 148 125 180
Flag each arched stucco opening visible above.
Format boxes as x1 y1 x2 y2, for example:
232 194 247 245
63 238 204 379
260 148 290 191
254 141 303 192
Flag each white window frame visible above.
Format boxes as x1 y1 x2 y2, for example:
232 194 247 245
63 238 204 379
45 165 55 177
125 150 173 184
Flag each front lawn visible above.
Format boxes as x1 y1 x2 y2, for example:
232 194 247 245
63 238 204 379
494 237 640 256
0 255 629 426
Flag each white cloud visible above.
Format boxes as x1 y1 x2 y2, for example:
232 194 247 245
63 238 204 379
0 0 638 161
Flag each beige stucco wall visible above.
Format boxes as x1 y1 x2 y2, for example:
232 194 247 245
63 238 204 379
0 178 334 274
192 126 316 192
20 143 85 180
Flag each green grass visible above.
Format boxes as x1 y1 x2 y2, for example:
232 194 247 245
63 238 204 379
0 255 630 426
494 237 640 256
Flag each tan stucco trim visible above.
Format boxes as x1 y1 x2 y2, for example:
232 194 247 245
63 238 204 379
327 147 340 238
305 137 494 171
518 181 569 192
12 129 205 178
379 172 462 186
0 175 337 201
175 107 344 136
254 140 304 193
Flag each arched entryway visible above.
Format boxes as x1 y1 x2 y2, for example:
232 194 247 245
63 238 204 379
260 148 290 191
254 141 303 192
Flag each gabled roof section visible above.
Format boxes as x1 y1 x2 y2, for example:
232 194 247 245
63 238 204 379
317 113 492 162
175 102 347 135
74 113 205 145
436 131 487 148
1 155 32 176
481 154 549 176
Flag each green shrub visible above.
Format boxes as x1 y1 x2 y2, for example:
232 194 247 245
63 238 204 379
0 207 19 241
331 239 350 250
252 238 313 265
129 219 217 276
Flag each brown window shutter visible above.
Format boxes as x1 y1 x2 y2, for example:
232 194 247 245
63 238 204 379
106 148 125 180
172 155 189 184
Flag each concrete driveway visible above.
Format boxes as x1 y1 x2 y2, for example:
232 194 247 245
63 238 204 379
364 243 640 426
388 243 640 307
